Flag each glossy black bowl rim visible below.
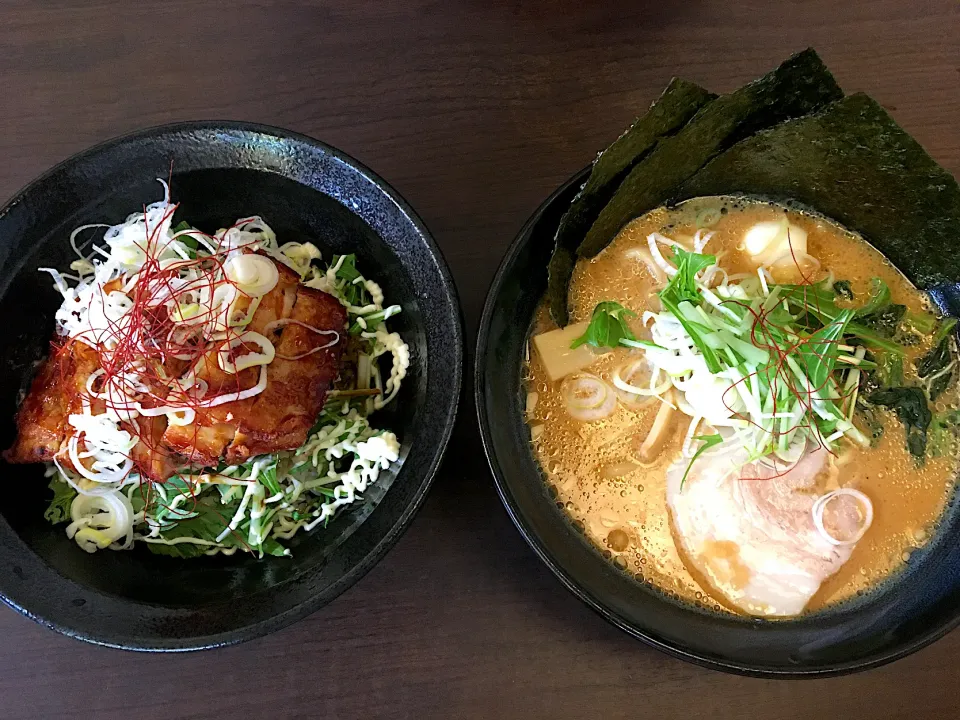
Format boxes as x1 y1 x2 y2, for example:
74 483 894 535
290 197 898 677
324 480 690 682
0 120 464 651
475 167 960 677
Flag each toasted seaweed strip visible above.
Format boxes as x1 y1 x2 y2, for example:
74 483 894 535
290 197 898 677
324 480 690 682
577 48 843 259
678 93 960 289
547 79 715 326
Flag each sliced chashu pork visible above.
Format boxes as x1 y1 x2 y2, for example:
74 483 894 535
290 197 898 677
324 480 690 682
667 445 862 616
4 340 99 464
161 260 301 464
162 260 347 466
226 284 346 463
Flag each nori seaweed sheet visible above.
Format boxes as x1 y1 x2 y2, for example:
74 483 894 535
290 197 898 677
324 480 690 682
547 79 715 325
677 93 960 289
576 48 843 260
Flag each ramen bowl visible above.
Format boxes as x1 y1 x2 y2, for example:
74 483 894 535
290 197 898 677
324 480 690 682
0 122 463 650
476 167 960 676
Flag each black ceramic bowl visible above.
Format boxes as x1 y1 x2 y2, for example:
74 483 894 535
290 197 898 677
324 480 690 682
0 122 462 650
476 168 960 677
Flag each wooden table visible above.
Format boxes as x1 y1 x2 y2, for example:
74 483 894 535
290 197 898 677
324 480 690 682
2 1 958 717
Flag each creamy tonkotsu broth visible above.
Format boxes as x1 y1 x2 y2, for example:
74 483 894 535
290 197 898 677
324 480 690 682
526 196 960 617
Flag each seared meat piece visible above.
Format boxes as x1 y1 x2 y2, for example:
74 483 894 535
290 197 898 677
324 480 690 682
5 341 100 464
127 415 182 482
9 254 347 477
161 262 301 465
160 349 259 466
163 262 346 466
227 285 347 462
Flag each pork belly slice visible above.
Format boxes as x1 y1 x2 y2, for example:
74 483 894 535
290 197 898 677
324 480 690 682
160 260 301 465
226 284 347 463
667 446 856 617
127 415 183 482
5 340 100 464
162 262 346 467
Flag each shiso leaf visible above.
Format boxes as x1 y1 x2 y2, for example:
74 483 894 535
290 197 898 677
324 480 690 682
678 93 960 290
548 79 714 325
43 478 77 524
576 48 843 259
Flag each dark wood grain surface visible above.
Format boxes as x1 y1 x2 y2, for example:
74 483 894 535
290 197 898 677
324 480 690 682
1 1 959 718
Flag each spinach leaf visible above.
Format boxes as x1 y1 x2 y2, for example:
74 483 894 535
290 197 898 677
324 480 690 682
571 301 638 349
868 387 932 460
917 320 957 378
855 400 885 445
832 279 854 301
857 303 906 338
930 410 960 457
916 318 958 401
875 351 904 387
43 478 77 524
855 278 891 318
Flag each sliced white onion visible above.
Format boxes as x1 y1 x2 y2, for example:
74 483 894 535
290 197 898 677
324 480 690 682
812 488 874 546
224 254 279 297
612 358 668 407
561 374 617 422
647 233 679 277
218 331 275 373
67 490 135 552
227 295 262 328
624 248 667 285
638 397 676 463
693 230 714 253
681 415 704 457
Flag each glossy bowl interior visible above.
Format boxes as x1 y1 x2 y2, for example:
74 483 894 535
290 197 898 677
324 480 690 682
0 122 462 650
476 168 960 677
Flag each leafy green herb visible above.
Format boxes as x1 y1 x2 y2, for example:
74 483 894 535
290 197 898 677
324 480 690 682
795 309 854 392
779 280 906 355
143 492 283 559
858 303 906 338
855 278 891 318
333 254 369 307
868 387 932 460
43 479 77 524
259 461 281 497
348 305 400 337
916 318 957 401
679 434 724 490
659 247 716 307
571 301 638 349
654 248 723 372
875 351 905 387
